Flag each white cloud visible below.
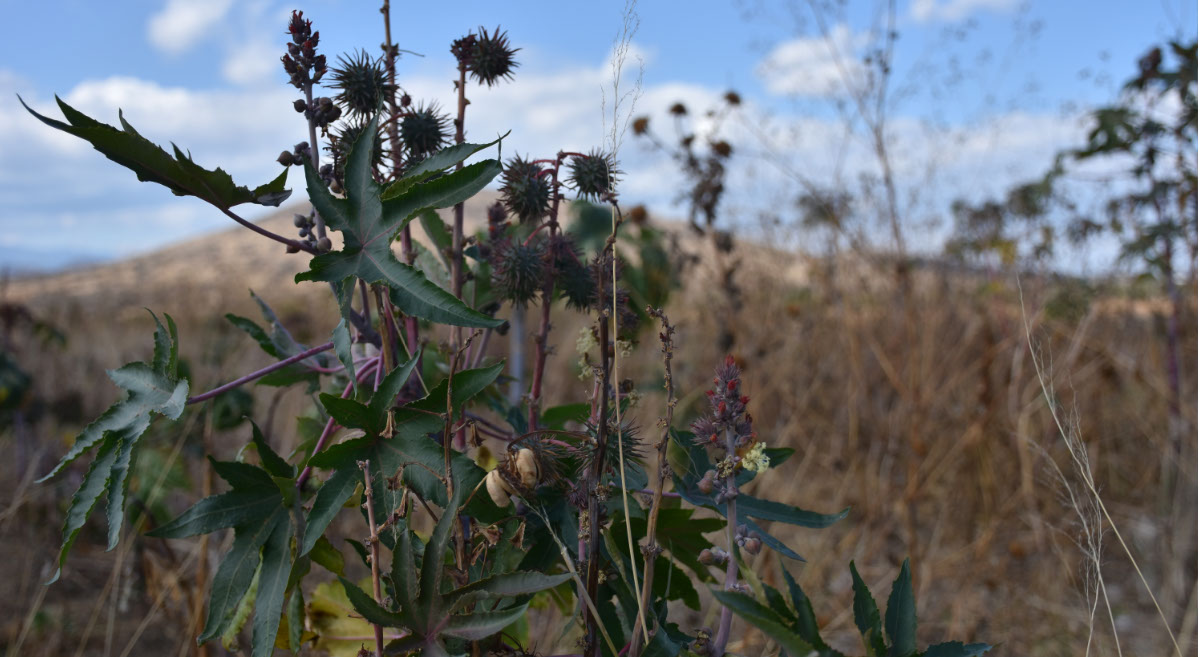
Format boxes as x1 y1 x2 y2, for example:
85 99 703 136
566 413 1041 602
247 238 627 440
222 39 280 86
147 0 234 54
909 0 1020 23
756 24 868 98
0 38 1094 270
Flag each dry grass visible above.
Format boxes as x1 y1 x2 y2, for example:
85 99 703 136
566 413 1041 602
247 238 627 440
1 204 1194 656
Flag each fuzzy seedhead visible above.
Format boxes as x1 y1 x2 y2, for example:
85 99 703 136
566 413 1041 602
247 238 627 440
499 156 552 223
567 150 620 201
330 49 393 117
399 102 450 158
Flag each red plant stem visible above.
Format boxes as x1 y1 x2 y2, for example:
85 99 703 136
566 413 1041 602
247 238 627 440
186 341 334 404
296 358 380 489
711 427 740 657
522 220 552 246
219 208 315 255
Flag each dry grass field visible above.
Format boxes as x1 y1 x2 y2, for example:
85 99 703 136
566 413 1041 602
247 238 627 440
1 200 1194 656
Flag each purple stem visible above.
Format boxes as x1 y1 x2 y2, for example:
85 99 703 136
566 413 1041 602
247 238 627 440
711 427 740 656
187 341 334 405
220 207 316 254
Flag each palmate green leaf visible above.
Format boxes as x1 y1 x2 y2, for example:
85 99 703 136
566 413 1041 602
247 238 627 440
712 590 814 657
782 566 838 654
447 571 571 606
337 577 404 627
20 96 290 209
441 603 529 641
309 535 346 576
153 455 295 657
43 312 188 583
251 517 294 657
850 561 888 657
384 133 508 197
304 362 504 545
296 113 502 329
225 291 326 388
250 421 295 478
885 559 918 657
147 491 283 538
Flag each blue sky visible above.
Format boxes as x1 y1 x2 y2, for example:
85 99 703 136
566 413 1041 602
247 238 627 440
3 0 1195 271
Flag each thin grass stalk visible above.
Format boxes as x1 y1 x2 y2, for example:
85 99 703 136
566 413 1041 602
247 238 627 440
608 199 647 647
1020 284 1184 657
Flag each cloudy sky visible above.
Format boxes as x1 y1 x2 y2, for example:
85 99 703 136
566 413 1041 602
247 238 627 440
3 0 1195 271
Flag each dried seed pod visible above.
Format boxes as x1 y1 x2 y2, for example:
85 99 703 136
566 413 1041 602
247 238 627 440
515 448 540 488
485 469 514 508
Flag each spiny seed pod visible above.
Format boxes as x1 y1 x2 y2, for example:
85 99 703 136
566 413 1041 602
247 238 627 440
329 120 384 176
491 238 546 304
500 156 551 223
400 102 450 158
559 258 596 311
468 26 519 87
485 469 514 508
515 448 539 488
330 50 393 117
567 149 620 201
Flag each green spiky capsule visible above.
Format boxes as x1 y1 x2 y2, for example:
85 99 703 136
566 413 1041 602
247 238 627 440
469 27 519 87
567 150 620 201
500 156 552 223
399 102 450 158
491 238 546 304
330 50 393 117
